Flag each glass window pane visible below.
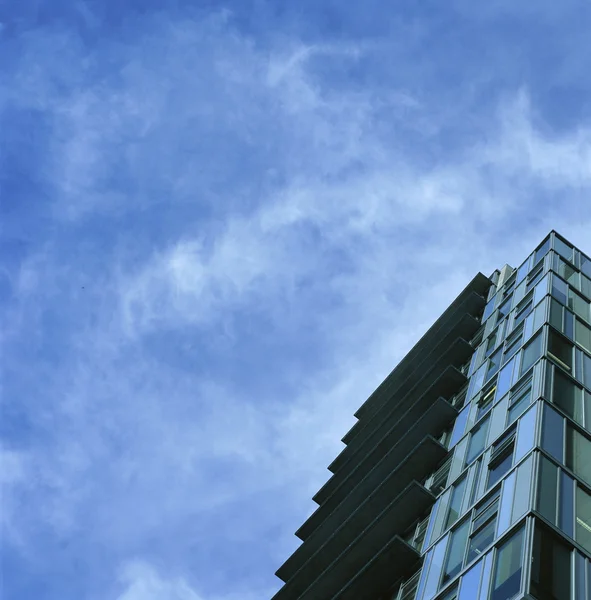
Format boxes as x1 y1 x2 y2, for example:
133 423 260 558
554 236 574 262
530 523 572 600
575 319 591 353
548 330 574 372
566 427 591 487
488 451 513 489
514 403 537 463
507 385 532 426
582 255 591 279
537 456 558 525
569 288 590 322
497 473 516 537
443 520 470 584
521 332 543 375
550 298 563 332
467 520 496 564
446 477 468 529
575 552 586 600
584 354 591 390
552 276 568 306
496 359 515 402
535 238 551 263
478 552 494 600
511 454 533 523
559 471 574 538
421 534 449 600
541 404 564 462
450 405 470 449
466 418 490 466
576 486 591 555
553 369 583 424
491 527 524 600
459 560 483 600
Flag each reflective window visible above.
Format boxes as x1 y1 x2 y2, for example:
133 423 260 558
458 560 483 600
512 454 533 522
439 583 459 600
576 486 591 555
465 418 490 466
491 527 524 600
527 263 545 291
446 477 467 529
467 492 500 564
487 349 503 381
535 238 551 264
487 430 516 489
552 368 583 424
582 255 591 279
477 383 497 420
507 384 532 426
584 354 591 390
575 552 586 600
442 520 470 584
566 427 591 487
568 288 590 322
512 294 533 329
537 456 558 525
541 404 564 462
520 332 543 375
548 329 573 372
496 358 515 403
555 253 578 284
559 471 574 537
552 276 568 306
422 535 449 600
575 318 591 353
554 236 574 262
530 522 571 600
449 405 469 449
550 298 563 332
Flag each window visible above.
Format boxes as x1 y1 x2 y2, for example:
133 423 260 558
566 427 591 487
438 583 459 600
465 418 490 466
487 348 503 380
575 318 591 353
485 334 497 358
568 288 590 322
446 477 468 528
552 368 583 424
554 236 574 262
576 486 591 554
466 491 500 563
582 255 591 279
554 256 578 285
429 455 452 495
491 527 525 600
520 332 543 375
399 570 421 600
442 520 470 584
498 298 512 322
559 471 574 537
530 522 571 600
451 386 468 409
487 431 515 488
507 384 532 426
449 405 469 448
477 383 497 421
512 293 533 329
527 263 545 291
503 326 523 363
541 405 564 462
552 275 568 305
534 238 550 264
548 329 574 372
550 298 563 331
537 456 558 524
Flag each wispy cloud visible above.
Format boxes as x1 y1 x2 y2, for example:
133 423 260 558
2 4 591 600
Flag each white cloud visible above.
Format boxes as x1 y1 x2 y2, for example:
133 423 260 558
3 9 591 600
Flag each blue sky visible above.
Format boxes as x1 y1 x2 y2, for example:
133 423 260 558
1 1 591 599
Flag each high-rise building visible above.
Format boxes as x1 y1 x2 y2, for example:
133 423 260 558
273 230 591 600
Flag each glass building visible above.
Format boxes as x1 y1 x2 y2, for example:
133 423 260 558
273 231 591 600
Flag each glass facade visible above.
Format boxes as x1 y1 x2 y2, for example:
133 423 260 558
275 231 591 600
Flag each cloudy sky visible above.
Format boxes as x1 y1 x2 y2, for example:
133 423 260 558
1 1 591 599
